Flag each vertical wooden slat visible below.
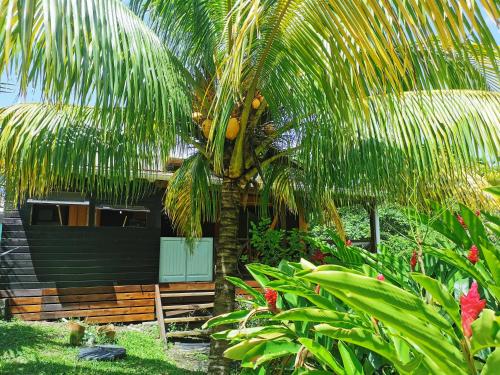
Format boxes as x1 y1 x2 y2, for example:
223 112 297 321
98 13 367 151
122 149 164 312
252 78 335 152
77 206 88 226
68 206 78 226
154 284 167 343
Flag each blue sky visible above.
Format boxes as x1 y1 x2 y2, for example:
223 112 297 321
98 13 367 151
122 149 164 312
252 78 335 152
1 6 499 108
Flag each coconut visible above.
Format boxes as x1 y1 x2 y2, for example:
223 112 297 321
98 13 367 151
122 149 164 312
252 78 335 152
202 119 212 138
252 98 261 110
192 112 203 122
226 117 240 140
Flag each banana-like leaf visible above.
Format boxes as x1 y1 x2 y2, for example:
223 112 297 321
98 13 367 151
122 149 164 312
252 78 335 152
481 349 500 375
302 271 468 374
273 308 366 329
226 276 266 305
265 281 337 310
338 341 364 375
298 337 345 374
203 310 253 329
470 309 500 354
315 325 403 371
411 273 461 329
240 341 300 368
212 325 293 341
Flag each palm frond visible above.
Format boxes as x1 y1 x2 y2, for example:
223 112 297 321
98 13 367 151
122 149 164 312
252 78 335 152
0 0 190 138
164 154 220 238
0 103 163 201
300 90 500 207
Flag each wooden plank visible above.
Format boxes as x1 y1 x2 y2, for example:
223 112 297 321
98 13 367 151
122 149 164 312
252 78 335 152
163 303 213 310
10 299 153 313
12 306 154 320
163 316 211 324
154 284 167 343
86 313 155 324
10 291 155 305
163 310 195 318
160 292 214 298
0 284 155 298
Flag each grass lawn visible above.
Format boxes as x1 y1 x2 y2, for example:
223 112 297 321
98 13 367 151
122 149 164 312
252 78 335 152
0 319 204 375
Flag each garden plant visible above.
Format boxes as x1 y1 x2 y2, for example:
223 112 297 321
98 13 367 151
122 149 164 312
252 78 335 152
205 203 500 374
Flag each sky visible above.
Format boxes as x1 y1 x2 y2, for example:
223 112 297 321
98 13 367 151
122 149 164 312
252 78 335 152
0 5 499 108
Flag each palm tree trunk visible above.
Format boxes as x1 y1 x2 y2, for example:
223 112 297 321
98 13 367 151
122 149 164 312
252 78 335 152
208 179 240 374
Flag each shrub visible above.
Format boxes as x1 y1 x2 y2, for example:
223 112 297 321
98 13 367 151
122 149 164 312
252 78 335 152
205 204 500 374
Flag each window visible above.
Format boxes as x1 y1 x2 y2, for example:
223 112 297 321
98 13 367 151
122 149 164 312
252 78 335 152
29 198 89 227
95 205 149 228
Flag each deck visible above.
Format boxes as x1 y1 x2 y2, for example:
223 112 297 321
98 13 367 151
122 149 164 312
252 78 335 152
0 281 260 325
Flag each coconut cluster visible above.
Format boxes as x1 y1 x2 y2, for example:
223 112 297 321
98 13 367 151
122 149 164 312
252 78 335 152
193 93 265 141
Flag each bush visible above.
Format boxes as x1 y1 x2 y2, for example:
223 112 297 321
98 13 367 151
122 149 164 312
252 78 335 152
206 204 500 374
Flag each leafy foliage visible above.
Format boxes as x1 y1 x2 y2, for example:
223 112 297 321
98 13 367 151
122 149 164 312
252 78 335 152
206 205 500 374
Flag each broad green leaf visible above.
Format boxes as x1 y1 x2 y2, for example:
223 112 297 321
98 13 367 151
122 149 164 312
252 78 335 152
411 273 461 329
241 341 300 368
266 281 337 310
481 349 500 375
203 310 272 329
226 276 266 305
274 307 365 328
302 271 468 374
338 341 364 375
471 309 500 354
315 325 402 370
298 337 345 374
212 325 293 341
225 338 267 361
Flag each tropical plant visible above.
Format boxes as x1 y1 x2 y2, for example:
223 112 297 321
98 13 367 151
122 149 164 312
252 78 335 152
206 208 500 375
1 1 499 372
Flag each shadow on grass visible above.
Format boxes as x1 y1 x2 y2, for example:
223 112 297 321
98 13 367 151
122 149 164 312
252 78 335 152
0 321 64 357
0 322 202 375
1 355 202 375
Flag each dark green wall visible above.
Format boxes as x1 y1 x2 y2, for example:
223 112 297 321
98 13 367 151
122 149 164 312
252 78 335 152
0 194 162 289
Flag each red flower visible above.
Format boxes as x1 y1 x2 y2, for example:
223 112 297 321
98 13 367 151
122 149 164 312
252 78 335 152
376 274 385 281
264 289 278 310
410 251 418 271
456 214 467 229
468 245 479 264
460 281 486 338
345 239 352 247
475 210 481 217
311 250 326 264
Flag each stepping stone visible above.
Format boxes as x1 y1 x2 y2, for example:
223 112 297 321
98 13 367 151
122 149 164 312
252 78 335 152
78 345 126 361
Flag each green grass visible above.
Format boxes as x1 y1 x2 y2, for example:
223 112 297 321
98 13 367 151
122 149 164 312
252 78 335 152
0 320 203 375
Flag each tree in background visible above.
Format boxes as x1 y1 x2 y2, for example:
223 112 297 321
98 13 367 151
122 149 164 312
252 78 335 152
0 1 499 372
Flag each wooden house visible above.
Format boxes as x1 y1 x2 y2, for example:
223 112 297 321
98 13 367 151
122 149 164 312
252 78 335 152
0 171 379 329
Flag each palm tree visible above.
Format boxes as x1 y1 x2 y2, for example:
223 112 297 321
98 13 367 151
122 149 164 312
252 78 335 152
1 1 499 372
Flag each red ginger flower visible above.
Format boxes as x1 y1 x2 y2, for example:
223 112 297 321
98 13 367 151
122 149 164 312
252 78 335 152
475 210 481 217
468 245 479 265
410 251 418 271
376 274 385 281
311 250 326 264
345 239 352 247
456 214 467 229
264 289 278 311
460 281 486 338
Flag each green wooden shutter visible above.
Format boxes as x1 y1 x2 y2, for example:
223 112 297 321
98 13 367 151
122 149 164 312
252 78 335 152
186 238 213 282
159 237 213 282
